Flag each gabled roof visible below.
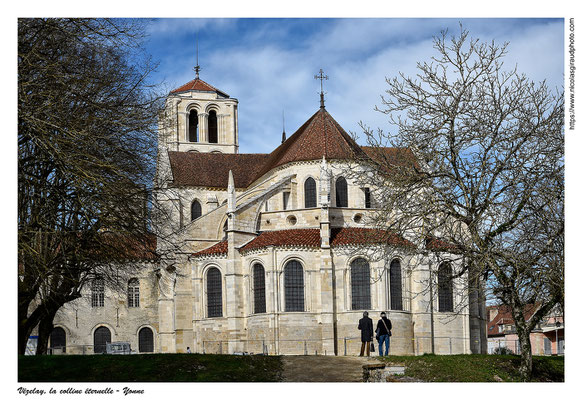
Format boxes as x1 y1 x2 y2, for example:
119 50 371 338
487 304 540 336
170 78 229 98
253 108 369 179
168 152 269 189
190 227 415 257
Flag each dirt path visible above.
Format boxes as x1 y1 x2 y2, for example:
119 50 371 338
280 355 374 382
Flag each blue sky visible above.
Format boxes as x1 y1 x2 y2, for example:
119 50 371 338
142 18 564 154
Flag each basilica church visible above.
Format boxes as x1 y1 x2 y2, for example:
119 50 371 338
50 69 487 356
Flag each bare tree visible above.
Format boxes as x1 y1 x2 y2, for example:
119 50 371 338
349 27 563 380
18 18 167 355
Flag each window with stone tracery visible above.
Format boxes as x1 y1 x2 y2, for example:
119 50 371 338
128 278 140 308
389 259 403 310
207 267 222 317
438 262 454 312
351 258 371 310
284 260 304 312
253 263 266 314
91 277 104 308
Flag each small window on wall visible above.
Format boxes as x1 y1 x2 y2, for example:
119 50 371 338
188 110 198 142
191 200 202 221
208 110 218 143
283 192 290 210
364 188 372 209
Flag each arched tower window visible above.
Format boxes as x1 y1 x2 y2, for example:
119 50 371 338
138 327 154 353
188 109 198 142
191 200 202 221
350 258 371 310
128 278 140 308
93 326 111 354
335 177 348 207
284 260 304 312
206 267 222 317
91 277 104 308
208 110 218 143
389 259 403 310
304 177 317 208
253 263 266 314
50 327 66 353
438 262 454 312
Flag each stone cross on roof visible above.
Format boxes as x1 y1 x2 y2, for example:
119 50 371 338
314 68 329 109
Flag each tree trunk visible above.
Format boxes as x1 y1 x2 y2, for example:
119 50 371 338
36 312 57 355
517 329 533 381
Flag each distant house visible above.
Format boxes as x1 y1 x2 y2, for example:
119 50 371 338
487 304 564 355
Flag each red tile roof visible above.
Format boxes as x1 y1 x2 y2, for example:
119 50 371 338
254 108 369 180
168 152 269 188
238 227 414 254
425 236 462 253
192 228 414 257
170 78 229 97
167 107 419 189
192 240 228 257
361 146 419 172
487 304 540 336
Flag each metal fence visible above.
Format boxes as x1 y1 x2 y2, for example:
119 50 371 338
201 336 474 356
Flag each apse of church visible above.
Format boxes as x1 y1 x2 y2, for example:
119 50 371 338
51 68 482 356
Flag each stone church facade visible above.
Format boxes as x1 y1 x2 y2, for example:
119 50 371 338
51 73 486 356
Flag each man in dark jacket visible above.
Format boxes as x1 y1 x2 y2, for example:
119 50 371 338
375 312 392 356
357 311 373 356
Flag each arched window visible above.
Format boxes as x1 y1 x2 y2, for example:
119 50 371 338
335 177 348 207
304 177 317 208
191 200 202 221
93 326 111 354
128 278 140 308
284 260 304 312
138 327 154 353
438 262 454 312
350 258 371 310
253 263 266 314
91 277 104 308
389 259 403 310
207 267 222 317
208 110 218 143
188 109 198 142
50 327 66 353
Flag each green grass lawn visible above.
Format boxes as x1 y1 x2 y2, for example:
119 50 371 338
19 353 284 382
19 353 563 382
379 354 564 382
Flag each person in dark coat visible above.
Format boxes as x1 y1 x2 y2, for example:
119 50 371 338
357 311 374 356
375 311 392 356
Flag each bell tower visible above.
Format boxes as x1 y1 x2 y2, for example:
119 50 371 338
160 53 239 154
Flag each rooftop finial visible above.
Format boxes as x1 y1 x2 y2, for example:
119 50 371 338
314 68 328 109
281 110 286 143
194 32 201 79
